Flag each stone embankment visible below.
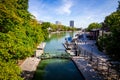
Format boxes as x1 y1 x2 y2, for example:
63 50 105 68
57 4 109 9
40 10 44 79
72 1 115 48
72 56 104 80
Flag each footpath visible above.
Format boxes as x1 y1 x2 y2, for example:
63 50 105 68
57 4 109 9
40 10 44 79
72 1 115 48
71 33 120 80
72 57 104 80
20 42 46 80
71 33 106 80
20 57 40 80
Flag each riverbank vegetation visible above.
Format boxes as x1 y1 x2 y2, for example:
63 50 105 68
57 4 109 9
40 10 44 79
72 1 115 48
0 0 75 79
49 23 76 32
0 0 45 79
97 10 120 60
86 23 102 31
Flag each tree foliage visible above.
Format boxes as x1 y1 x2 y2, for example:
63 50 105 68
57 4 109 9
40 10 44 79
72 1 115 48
98 3 120 60
87 22 102 31
0 0 76 79
104 11 120 30
117 1 120 11
0 0 46 79
0 60 23 80
49 23 76 32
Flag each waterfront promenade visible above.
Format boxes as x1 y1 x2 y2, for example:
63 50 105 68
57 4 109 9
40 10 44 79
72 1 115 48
20 42 46 80
69 33 106 80
64 33 104 80
72 56 104 80
20 57 40 80
71 32 120 80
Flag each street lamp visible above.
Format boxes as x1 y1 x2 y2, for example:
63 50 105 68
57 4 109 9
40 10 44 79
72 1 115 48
76 42 79 56
90 44 94 61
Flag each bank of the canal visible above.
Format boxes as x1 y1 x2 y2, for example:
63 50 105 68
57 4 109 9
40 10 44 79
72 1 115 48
33 32 85 80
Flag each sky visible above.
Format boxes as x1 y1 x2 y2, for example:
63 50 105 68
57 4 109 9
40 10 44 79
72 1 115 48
28 0 119 28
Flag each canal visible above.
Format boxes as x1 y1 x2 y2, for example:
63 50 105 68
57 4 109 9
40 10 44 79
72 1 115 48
33 32 85 80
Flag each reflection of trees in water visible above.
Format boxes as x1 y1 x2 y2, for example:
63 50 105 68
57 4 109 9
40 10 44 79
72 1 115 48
45 31 77 42
45 32 66 42
69 31 74 38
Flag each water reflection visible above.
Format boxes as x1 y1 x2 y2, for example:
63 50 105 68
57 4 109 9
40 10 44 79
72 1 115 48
33 59 84 80
44 31 77 55
33 31 84 80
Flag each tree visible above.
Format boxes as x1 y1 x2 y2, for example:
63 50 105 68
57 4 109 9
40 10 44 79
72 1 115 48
87 22 102 31
41 22 50 29
0 60 23 80
98 3 120 60
117 1 120 11
0 0 48 79
0 0 77 79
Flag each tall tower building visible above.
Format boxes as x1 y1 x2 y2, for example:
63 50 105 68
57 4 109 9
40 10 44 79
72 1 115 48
70 20 74 27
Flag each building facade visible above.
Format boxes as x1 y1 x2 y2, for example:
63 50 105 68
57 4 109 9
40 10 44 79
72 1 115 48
70 20 74 27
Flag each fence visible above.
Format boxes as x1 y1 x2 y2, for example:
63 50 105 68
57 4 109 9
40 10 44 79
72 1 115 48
78 46 120 80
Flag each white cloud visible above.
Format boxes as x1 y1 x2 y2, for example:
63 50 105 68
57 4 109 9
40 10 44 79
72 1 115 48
28 0 118 28
56 0 74 15
73 0 118 28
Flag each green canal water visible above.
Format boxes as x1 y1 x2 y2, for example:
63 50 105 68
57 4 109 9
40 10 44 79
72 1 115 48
33 32 84 80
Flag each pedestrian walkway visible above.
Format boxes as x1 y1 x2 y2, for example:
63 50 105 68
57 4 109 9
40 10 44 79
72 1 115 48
75 32 120 80
20 42 46 80
77 33 109 59
72 57 104 80
20 57 40 80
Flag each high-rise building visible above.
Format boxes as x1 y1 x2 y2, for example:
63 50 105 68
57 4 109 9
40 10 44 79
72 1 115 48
56 21 61 25
70 20 74 27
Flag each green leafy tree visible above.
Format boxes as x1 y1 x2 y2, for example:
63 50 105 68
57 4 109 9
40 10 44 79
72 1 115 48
104 11 120 31
0 0 48 79
117 1 120 11
98 3 120 60
87 22 102 31
0 0 77 79
0 60 23 80
104 11 120 60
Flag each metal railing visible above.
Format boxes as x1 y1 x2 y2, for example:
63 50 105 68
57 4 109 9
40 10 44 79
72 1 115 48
78 46 120 80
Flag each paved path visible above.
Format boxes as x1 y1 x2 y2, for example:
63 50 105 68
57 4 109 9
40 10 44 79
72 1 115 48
71 32 108 80
72 57 104 80
77 33 109 59
20 42 46 80
20 57 40 80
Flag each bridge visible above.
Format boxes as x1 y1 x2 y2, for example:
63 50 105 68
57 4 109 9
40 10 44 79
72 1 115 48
39 53 71 60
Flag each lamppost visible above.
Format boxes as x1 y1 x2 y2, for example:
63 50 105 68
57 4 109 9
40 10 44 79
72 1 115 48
74 42 77 56
90 44 94 62
76 42 79 56
101 22 106 52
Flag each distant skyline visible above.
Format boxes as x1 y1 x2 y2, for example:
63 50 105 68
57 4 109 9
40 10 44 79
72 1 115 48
28 0 119 28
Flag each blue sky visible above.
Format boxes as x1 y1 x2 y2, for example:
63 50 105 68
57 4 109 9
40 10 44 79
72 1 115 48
28 0 119 28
